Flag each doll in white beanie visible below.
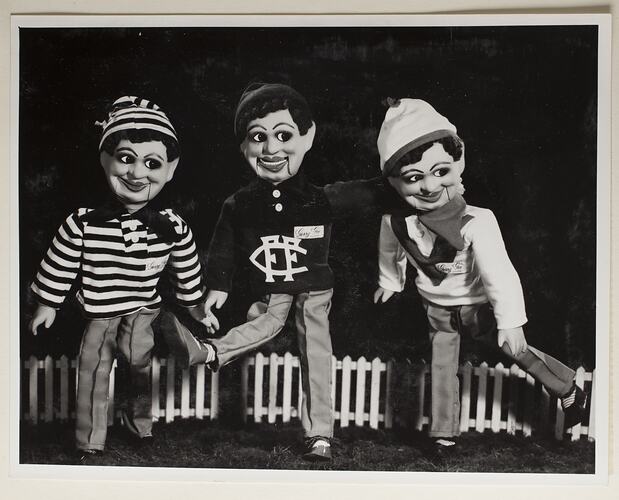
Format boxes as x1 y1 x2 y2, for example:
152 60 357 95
29 96 216 461
373 99 586 451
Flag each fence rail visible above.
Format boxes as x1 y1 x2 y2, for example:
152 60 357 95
22 353 594 441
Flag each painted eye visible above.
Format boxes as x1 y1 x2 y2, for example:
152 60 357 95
276 131 293 142
144 159 162 169
249 131 267 142
434 167 451 177
404 174 423 184
117 154 135 164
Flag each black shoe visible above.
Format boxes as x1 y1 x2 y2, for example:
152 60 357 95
562 385 588 429
160 311 218 369
302 436 332 462
74 448 103 465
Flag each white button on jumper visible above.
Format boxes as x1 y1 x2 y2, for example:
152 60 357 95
275 203 283 212
272 189 281 198
128 221 138 231
131 235 140 243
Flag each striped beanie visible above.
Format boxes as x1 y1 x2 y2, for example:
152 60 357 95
97 96 178 150
377 99 457 177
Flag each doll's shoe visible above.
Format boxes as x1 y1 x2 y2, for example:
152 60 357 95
561 384 588 429
74 448 103 465
302 436 332 461
160 311 218 369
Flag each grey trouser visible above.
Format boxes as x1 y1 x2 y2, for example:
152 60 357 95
75 308 159 451
212 289 334 438
424 301 575 438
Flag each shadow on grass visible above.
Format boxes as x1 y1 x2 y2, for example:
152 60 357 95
19 419 595 473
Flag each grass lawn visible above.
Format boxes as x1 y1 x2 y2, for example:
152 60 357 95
19 419 595 473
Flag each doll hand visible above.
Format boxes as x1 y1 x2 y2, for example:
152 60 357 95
29 304 56 336
497 327 528 356
201 290 229 334
373 287 396 304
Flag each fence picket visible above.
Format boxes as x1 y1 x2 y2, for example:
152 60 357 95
540 385 550 435
210 370 219 420
297 358 303 419
522 374 535 437
282 352 293 422
491 362 504 432
588 369 596 441
571 367 586 441
28 356 38 424
554 398 565 440
241 357 250 423
506 364 520 435
44 356 54 422
355 356 367 426
180 368 190 419
331 355 337 415
254 352 264 423
459 362 472 432
384 359 394 429
340 356 352 427
415 362 427 431
151 356 161 421
165 356 176 423
195 364 205 419
476 362 488 432
59 356 69 421
369 358 381 429
268 353 279 423
107 359 116 424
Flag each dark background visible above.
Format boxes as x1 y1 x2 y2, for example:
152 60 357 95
19 25 598 368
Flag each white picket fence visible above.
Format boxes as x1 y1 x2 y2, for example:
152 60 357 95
22 352 595 441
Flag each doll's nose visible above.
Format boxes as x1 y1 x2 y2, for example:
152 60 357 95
420 177 440 194
263 137 279 155
127 161 148 179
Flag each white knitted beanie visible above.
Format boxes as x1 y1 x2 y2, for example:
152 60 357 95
377 99 457 176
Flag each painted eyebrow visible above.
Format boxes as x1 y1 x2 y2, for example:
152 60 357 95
145 153 165 161
116 147 137 155
247 124 267 132
274 122 296 129
430 162 451 170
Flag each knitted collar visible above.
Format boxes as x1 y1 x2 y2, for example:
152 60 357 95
390 194 468 285
416 193 467 251
82 196 181 243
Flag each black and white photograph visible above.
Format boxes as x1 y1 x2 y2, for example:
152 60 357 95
10 13 610 485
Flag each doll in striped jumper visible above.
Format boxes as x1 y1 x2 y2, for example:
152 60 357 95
29 96 216 460
373 99 587 453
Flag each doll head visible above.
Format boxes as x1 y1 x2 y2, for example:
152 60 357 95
377 98 465 211
234 83 316 185
98 96 180 212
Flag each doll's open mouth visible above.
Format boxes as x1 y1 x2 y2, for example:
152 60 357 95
258 157 288 173
119 178 149 192
416 190 444 202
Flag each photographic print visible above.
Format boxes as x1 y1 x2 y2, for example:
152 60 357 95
10 14 610 483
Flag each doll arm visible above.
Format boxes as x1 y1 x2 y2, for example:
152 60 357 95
31 211 84 309
376 215 408 297
323 177 411 219
468 209 528 331
205 197 237 293
168 213 206 307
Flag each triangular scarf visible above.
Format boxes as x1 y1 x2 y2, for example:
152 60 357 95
82 196 182 244
390 194 471 285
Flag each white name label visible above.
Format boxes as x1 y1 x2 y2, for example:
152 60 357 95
294 225 324 239
145 257 169 272
435 259 467 274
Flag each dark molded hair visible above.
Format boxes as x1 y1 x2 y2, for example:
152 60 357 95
100 128 180 162
235 91 313 142
391 135 464 176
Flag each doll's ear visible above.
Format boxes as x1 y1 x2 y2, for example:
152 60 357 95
165 158 180 182
301 121 316 152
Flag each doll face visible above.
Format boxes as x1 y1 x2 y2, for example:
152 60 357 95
387 142 463 211
240 109 315 184
100 139 178 213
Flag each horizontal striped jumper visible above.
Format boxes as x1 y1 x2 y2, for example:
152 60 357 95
31 208 204 319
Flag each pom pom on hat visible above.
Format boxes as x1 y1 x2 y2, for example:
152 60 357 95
377 98 457 177
97 96 178 150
